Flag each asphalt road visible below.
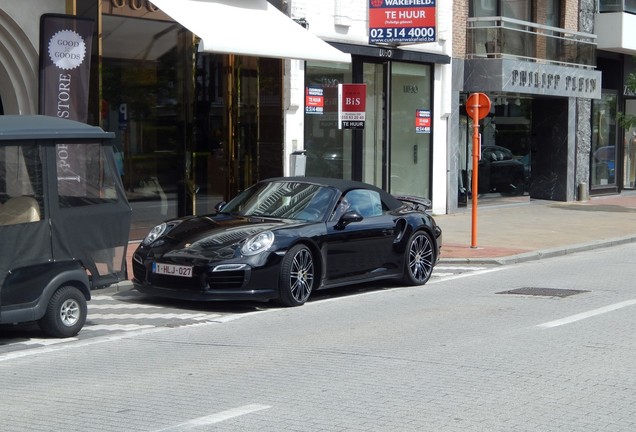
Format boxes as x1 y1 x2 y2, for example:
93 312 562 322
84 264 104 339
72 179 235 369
1 244 635 431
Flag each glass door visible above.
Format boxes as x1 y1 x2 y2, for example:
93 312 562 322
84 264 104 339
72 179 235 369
389 63 432 198
591 91 618 189
193 54 283 213
361 63 385 187
625 100 636 189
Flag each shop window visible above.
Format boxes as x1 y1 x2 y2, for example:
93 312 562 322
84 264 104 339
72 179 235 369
591 92 618 188
304 62 353 179
101 13 184 235
624 100 636 189
389 63 432 199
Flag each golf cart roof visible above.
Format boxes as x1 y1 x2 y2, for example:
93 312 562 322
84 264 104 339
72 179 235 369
0 115 115 142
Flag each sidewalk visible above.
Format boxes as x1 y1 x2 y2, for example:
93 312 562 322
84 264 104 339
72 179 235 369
435 191 636 264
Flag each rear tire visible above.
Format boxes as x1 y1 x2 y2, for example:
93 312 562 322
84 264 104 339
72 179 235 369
38 286 87 338
278 244 314 307
402 231 435 286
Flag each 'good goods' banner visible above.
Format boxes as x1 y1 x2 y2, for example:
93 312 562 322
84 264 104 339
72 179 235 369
39 14 94 122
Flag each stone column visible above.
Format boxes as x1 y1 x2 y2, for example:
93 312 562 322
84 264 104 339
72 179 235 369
575 0 596 198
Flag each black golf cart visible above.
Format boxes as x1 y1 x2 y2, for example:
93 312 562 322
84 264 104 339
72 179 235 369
0 115 131 337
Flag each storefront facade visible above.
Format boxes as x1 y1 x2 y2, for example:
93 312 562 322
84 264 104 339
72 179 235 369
76 0 297 239
302 45 450 203
285 1 453 215
450 0 601 211
2 0 453 237
595 2 636 194
86 0 452 232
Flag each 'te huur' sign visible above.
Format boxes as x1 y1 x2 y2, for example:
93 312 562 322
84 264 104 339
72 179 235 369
338 84 367 130
368 0 436 45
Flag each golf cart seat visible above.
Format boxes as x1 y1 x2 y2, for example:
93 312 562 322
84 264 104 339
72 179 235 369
0 196 41 225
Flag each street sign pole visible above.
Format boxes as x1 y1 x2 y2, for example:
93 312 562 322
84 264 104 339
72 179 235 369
465 93 491 249
471 104 480 248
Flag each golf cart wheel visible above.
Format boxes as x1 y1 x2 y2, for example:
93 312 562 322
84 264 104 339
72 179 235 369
38 285 87 338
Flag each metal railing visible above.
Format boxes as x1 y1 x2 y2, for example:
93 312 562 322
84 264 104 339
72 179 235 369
466 17 597 68
598 0 636 14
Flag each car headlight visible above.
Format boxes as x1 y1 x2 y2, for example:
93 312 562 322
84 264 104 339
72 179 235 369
142 222 167 246
241 231 274 256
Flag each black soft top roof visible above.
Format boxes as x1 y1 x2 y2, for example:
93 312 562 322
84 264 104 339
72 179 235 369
0 115 114 142
264 176 405 210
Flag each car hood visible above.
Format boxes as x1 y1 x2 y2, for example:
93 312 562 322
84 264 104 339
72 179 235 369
155 214 299 259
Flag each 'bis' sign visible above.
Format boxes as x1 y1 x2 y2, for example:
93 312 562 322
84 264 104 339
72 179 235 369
338 84 367 130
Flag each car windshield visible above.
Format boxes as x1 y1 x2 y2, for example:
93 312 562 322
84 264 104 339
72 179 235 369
221 181 338 221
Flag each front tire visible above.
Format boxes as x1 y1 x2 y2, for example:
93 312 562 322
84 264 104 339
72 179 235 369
38 286 87 338
278 244 315 307
402 231 435 286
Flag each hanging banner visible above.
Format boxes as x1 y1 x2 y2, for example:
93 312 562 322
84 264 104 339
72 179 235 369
368 0 436 45
39 14 94 122
39 14 94 197
338 84 367 130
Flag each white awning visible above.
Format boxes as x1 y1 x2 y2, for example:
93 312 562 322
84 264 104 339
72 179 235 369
149 0 351 63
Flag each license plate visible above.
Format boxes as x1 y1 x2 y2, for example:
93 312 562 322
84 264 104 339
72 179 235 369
152 262 193 277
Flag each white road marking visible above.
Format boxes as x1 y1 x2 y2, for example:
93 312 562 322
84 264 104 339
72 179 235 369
435 266 490 271
428 266 507 284
537 299 636 328
88 313 216 320
152 404 271 431
82 324 155 331
0 327 169 362
89 303 165 310
20 338 78 346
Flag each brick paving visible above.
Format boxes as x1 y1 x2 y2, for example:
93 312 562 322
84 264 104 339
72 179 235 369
436 191 636 262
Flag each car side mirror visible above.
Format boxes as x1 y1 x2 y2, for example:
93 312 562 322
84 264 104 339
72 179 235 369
215 201 226 212
334 210 363 230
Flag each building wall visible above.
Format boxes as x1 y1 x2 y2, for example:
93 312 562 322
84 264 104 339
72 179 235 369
564 0 580 31
452 0 468 58
0 0 66 114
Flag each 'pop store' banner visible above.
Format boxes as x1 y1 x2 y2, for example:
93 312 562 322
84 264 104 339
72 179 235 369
39 14 94 123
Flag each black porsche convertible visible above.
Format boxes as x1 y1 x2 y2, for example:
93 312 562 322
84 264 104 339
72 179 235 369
132 177 442 306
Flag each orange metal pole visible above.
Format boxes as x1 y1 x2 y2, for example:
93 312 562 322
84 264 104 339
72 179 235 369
471 97 480 248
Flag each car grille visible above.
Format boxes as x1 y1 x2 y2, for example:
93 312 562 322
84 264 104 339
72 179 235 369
134 259 248 291
132 259 146 282
207 270 246 289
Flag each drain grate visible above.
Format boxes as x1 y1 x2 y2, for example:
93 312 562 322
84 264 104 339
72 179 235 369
496 287 589 298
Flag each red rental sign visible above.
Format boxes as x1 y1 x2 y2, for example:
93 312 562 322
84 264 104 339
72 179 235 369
338 84 367 130
305 86 324 115
368 0 437 44
369 7 436 28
